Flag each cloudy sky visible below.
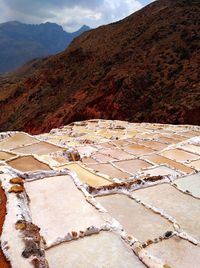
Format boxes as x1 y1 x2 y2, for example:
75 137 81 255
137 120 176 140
0 0 154 32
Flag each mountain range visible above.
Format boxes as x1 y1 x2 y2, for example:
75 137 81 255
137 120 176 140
0 0 199 134
0 21 90 72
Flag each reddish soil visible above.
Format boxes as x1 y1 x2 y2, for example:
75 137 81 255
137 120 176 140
0 0 199 134
0 185 10 267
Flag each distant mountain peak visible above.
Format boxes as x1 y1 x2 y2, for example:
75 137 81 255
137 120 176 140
0 21 90 72
8 20 22 25
39 21 64 31
0 20 22 27
79 25 90 31
74 25 91 35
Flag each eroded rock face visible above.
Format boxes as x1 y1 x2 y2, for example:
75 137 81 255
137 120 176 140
8 185 25 193
15 220 48 267
61 149 81 162
9 177 24 185
31 258 49 268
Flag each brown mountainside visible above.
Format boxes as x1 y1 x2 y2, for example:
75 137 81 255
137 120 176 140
0 0 200 134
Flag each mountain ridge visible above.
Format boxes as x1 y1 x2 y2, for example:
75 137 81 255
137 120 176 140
0 21 90 73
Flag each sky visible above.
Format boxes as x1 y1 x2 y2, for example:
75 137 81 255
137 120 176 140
0 0 154 32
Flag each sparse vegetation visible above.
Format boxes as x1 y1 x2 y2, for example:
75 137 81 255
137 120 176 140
0 0 200 133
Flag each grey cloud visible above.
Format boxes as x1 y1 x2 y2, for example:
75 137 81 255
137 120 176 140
1 0 146 31
4 0 103 13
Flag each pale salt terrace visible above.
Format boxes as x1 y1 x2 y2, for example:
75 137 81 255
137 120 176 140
0 133 38 150
147 236 200 268
173 173 200 198
55 163 112 187
96 194 173 242
46 232 145 268
7 155 51 172
11 141 61 155
0 119 200 268
0 151 16 161
132 184 200 241
25 175 105 244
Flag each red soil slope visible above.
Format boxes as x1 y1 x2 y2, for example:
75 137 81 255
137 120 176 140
0 185 10 267
0 0 199 134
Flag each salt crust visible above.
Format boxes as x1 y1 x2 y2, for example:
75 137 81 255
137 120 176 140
0 120 200 267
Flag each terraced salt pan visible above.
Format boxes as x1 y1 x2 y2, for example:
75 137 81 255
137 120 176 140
25 175 104 244
51 155 69 165
0 133 38 150
80 134 103 143
132 184 200 241
156 136 180 144
147 236 200 268
105 130 124 138
1 120 200 267
187 159 200 170
65 141 80 147
7 156 51 172
95 131 113 139
41 136 79 147
36 154 66 167
82 157 99 164
98 148 133 160
96 194 172 242
180 144 200 155
0 151 16 161
55 163 112 187
111 139 130 147
11 141 61 155
143 125 165 130
174 173 200 198
141 165 181 177
134 133 160 140
94 142 114 149
114 159 152 174
46 232 145 268
126 131 138 139
180 131 200 137
161 149 199 163
123 144 155 155
143 154 194 174
92 152 117 162
98 121 114 128
88 163 130 179
136 140 167 151
76 145 98 157
168 134 187 141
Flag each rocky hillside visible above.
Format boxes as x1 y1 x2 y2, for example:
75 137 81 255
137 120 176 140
0 21 90 72
0 0 199 134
